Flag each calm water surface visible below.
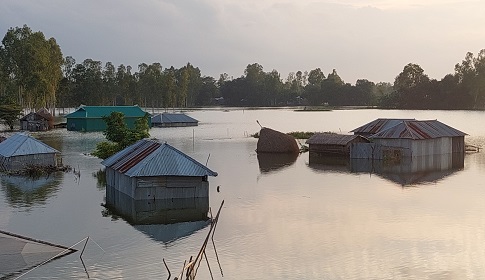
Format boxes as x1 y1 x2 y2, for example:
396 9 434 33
1 109 485 279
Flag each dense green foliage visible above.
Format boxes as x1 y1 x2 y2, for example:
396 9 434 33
92 112 150 159
2 24 485 111
0 103 22 130
286 131 317 139
0 25 63 110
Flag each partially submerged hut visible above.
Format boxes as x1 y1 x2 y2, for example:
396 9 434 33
350 119 466 159
306 133 369 156
19 108 54 131
151 113 198 127
101 139 217 200
0 133 59 170
369 120 466 156
65 105 150 131
256 127 299 154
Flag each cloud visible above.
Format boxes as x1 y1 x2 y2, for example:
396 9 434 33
1 0 485 83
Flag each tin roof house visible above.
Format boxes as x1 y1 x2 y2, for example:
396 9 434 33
306 133 369 156
350 119 466 160
151 113 198 127
20 108 54 132
0 133 59 170
101 139 217 200
65 105 150 132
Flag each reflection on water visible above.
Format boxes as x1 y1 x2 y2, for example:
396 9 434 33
104 187 210 225
4 109 485 279
0 173 63 208
307 153 351 173
133 221 210 244
257 152 299 173
351 153 464 186
104 187 210 243
309 153 464 186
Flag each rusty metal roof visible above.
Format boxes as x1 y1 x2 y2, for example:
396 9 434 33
369 120 467 140
101 139 217 177
306 133 369 145
0 133 59 157
350 118 414 134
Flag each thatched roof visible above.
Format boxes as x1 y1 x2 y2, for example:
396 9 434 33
256 127 299 154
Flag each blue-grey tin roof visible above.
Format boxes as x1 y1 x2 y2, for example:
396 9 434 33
151 113 198 124
350 118 414 134
0 133 59 157
101 139 217 177
369 120 467 140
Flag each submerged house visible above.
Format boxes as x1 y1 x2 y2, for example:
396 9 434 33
369 120 466 156
306 133 369 156
0 133 59 170
151 113 198 127
65 105 150 131
20 108 54 131
350 119 466 159
101 139 218 200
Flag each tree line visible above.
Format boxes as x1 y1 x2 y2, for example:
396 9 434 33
1 24 485 113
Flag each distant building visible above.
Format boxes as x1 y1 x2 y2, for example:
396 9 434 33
65 105 150 132
101 139 217 200
151 113 198 127
19 108 54 131
0 132 59 170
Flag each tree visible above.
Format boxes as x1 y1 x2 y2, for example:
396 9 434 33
1 25 63 110
196 76 218 106
394 63 430 108
92 112 150 159
307 68 325 87
0 103 22 130
354 79 375 105
454 49 485 108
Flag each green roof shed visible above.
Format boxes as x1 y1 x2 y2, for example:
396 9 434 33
65 105 151 132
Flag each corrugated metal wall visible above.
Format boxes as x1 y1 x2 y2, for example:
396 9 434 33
106 168 137 198
352 137 460 159
135 176 208 200
105 169 209 200
0 154 57 170
67 117 150 132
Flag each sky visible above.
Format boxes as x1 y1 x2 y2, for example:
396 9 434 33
1 0 485 84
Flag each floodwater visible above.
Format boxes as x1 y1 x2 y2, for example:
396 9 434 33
1 108 485 279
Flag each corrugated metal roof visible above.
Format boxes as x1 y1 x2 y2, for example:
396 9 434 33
369 120 467 140
65 105 148 118
350 118 414 134
101 139 217 177
0 133 59 157
306 133 368 145
151 113 198 124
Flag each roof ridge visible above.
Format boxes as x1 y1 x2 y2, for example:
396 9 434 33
126 141 217 177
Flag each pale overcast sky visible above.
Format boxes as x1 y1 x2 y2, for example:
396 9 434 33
1 0 484 84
